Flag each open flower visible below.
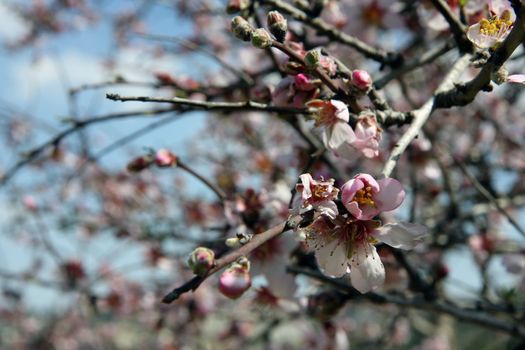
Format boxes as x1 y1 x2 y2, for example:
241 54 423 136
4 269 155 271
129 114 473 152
341 174 405 220
307 99 356 152
293 173 339 219
350 114 382 158
466 0 514 48
305 216 426 293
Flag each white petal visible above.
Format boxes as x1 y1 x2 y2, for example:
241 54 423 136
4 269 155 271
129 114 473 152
374 222 427 249
328 122 356 149
349 243 385 293
315 238 349 277
316 200 338 219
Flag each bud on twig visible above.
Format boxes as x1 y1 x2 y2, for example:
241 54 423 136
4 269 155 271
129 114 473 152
251 28 273 49
351 69 373 91
218 258 252 299
267 11 287 42
155 149 177 167
226 0 250 14
231 16 253 42
188 247 215 277
304 49 321 70
127 155 153 172
491 66 508 85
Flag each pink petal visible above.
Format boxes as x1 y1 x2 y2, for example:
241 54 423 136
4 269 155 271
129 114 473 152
375 178 405 212
507 74 525 84
373 222 427 249
341 178 362 202
349 243 385 293
356 174 380 193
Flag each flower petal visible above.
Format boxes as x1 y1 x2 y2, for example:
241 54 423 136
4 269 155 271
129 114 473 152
327 122 356 149
507 74 525 84
316 200 339 220
299 173 313 199
315 238 349 277
349 243 385 293
330 100 349 122
373 222 427 249
375 178 405 212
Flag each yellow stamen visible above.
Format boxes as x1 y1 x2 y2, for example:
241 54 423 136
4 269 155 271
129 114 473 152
354 186 376 207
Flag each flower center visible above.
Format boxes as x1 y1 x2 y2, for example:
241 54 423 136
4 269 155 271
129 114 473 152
478 14 513 37
354 186 376 207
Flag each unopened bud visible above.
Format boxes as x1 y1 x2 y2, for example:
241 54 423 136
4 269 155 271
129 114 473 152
225 237 241 248
491 66 508 85
231 16 253 42
304 49 321 69
267 11 287 42
155 149 177 167
188 247 215 277
352 69 373 91
127 155 153 172
251 28 273 49
226 0 250 14
218 259 251 299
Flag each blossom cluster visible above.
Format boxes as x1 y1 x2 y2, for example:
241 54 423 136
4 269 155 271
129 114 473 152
293 173 427 293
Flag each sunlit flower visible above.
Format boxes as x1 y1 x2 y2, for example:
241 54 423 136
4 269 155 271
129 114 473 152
341 174 405 220
293 173 339 219
466 1 514 48
307 99 356 152
304 216 426 292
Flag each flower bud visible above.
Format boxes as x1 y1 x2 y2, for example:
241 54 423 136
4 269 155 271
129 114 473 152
218 259 251 299
226 0 250 14
352 69 373 91
267 11 287 42
155 149 177 167
304 49 321 70
251 28 273 49
127 155 153 172
188 247 215 277
231 16 253 42
491 66 508 85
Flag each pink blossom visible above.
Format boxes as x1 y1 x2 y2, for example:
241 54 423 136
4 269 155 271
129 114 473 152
307 99 356 151
218 259 252 299
341 174 405 220
466 1 514 48
351 69 373 91
272 74 319 108
351 114 382 158
304 216 426 292
293 173 339 219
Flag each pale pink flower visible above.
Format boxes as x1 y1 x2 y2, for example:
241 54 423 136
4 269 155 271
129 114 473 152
466 0 514 48
305 216 426 292
293 173 339 219
352 114 382 158
307 99 356 151
272 74 319 108
341 174 405 220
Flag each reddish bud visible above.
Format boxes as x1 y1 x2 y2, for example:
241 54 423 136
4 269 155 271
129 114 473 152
218 259 251 299
155 149 177 167
267 11 287 42
226 0 250 14
154 72 175 85
188 247 215 277
127 155 153 172
352 69 373 91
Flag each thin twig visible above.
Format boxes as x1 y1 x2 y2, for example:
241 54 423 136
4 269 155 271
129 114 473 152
162 221 290 303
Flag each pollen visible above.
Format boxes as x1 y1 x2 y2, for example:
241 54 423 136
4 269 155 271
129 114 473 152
478 16 513 37
354 186 376 207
